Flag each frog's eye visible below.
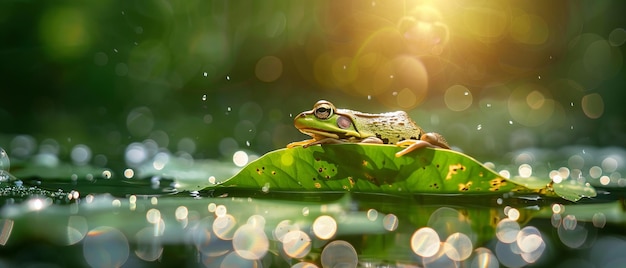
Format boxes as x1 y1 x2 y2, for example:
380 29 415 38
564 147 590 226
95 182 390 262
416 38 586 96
314 103 334 119
337 115 352 129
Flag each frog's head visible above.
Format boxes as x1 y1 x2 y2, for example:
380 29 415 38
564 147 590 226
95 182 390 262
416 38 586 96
293 100 361 140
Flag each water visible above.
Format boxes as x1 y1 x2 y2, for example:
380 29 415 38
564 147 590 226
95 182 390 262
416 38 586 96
0 146 624 267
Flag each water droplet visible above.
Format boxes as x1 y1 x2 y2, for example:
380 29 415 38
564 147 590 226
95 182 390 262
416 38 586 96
367 95 372 100
203 72 208 77
538 75 541 80
226 75 230 80
202 94 207 101
477 124 482 130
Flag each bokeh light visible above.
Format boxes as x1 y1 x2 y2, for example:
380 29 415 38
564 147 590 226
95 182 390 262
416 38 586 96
83 226 129 268
410 227 440 258
232 223 269 260
320 240 358 268
282 230 312 259
312 215 337 240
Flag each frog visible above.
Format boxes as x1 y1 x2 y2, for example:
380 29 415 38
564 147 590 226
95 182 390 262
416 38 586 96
287 100 450 157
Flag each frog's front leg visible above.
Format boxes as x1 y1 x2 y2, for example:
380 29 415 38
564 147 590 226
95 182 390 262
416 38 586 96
287 139 316 148
287 138 346 148
394 133 450 157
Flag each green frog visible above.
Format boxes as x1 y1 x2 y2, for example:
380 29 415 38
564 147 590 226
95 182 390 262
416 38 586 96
287 100 450 157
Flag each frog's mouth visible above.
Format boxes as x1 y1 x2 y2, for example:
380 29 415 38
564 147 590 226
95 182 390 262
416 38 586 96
298 128 360 140
299 128 339 139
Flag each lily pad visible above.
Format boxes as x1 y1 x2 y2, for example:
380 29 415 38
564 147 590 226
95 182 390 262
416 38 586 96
207 144 596 201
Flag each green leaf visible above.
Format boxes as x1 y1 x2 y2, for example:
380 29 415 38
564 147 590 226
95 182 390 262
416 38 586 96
208 144 596 201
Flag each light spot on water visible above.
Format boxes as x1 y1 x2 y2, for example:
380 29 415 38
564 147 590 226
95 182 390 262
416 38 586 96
367 209 378 221
496 219 520 243
507 208 520 221
471 247 499 268
246 215 265 229
273 220 299 242
410 227 440 257
213 214 236 240
83 226 129 268
291 262 318 268
175 206 188 222
71 144 92 166
207 203 216 212
518 164 532 178
0 219 14 244
146 208 161 224
282 230 312 258
551 203 564 214
601 156 619 173
26 198 50 211
445 232 473 261
312 215 337 240
589 166 602 179
592 212 606 228
301 207 309 216
551 213 562 228
562 214 577 230
215 205 227 217
600 175 610 185
320 240 358 268
232 223 269 260
382 214 398 231
66 216 88 245
123 168 134 179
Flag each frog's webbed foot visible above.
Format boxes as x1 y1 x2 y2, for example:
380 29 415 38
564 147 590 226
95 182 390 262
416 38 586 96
287 138 346 148
287 139 316 148
394 133 450 157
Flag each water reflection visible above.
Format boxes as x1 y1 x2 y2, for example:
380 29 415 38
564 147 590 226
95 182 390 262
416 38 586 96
0 187 624 267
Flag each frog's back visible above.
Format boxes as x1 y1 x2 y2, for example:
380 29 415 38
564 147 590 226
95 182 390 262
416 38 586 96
343 109 424 144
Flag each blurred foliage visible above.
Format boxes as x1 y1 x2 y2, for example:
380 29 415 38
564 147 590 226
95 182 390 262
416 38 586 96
0 0 625 167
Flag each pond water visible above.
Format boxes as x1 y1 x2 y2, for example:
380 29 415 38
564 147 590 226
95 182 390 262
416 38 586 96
2 1 626 267
0 143 625 267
